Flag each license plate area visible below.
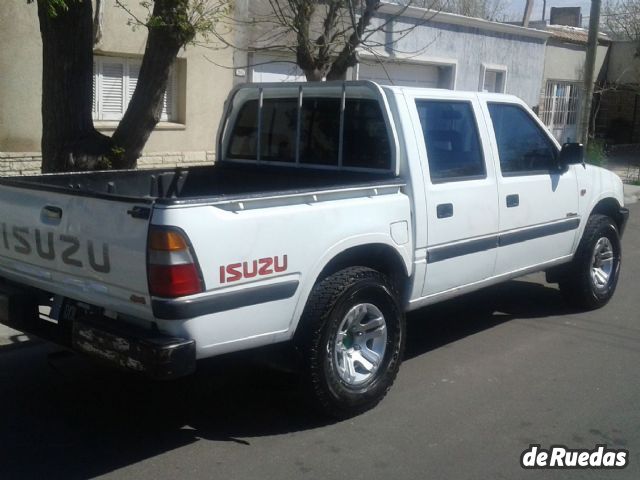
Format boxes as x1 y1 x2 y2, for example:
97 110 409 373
52 297 102 324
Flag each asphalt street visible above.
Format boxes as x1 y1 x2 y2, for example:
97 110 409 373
1 205 639 480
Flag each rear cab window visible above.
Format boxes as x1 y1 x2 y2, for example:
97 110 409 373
224 84 395 172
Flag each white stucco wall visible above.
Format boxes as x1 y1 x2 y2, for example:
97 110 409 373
542 40 608 83
234 2 549 107
378 18 548 106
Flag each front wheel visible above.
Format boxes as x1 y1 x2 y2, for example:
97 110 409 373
296 267 405 419
559 214 622 310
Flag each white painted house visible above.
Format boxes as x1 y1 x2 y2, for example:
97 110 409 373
234 2 550 108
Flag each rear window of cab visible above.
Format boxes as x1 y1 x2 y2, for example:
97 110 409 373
227 97 392 170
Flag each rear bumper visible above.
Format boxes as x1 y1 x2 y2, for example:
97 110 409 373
71 318 196 380
0 282 195 380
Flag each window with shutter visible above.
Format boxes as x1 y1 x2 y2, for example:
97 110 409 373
92 61 98 117
92 55 177 122
101 61 125 120
127 61 140 107
162 72 174 121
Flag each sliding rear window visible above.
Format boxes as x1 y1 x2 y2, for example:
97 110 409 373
227 97 391 170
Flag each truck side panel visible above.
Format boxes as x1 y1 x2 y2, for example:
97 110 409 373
152 191 413 358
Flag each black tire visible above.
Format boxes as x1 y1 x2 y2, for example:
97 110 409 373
296 267 405 419
559 214 622 310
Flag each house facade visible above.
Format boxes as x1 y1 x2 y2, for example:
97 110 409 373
0 1 234 175
531 18 610 143
234 2 549 108
2 2 572 176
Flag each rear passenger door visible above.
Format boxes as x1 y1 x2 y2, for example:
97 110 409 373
409 94 500 296
482 100 579 276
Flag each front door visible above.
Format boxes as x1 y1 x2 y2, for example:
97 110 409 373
482 100 580 276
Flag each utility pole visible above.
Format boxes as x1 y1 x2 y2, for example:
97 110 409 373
578 0 602 147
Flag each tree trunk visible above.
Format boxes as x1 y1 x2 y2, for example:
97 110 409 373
110 0 191 169
326 0 380 81
294 2 325 82
37 0 112 173
303 68 327 81
325 57 354 81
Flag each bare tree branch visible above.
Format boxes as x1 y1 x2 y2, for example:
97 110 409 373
241 1 458 82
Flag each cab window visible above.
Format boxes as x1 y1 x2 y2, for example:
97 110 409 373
416 100 486 182
487 103 558 175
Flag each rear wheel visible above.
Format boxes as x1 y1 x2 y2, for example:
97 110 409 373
296 267 405 419
559 214 621 310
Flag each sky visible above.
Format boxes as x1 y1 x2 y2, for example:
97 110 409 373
505 0 593 24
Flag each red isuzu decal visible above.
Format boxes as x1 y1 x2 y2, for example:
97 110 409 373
219 255 288 283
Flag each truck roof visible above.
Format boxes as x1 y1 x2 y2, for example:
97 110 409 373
380 84 523 104
233 81 525 105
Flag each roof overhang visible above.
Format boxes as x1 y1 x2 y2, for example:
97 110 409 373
545 26 611 46
378 2 551 41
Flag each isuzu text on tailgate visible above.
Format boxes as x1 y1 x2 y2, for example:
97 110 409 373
1 222 110 273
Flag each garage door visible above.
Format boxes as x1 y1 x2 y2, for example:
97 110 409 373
251 54 306 82
358 62 440 88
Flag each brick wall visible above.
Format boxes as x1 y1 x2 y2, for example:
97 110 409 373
135 150 216 169
0 151 216 176
0 152 43 176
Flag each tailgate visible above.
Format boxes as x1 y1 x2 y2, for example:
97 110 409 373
0 184 153 320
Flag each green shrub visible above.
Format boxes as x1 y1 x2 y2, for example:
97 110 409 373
586 139 606 166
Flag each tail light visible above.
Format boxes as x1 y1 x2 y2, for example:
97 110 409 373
147 227 204 297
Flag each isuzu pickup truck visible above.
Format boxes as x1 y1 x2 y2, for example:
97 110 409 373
0 81 629 417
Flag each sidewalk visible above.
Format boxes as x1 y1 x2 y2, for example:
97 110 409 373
605 144 640 186
0 323 33 347
609 162 640 185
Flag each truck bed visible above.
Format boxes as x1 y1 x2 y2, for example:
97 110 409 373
0 163 399 204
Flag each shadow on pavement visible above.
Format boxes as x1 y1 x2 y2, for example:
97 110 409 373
405 278 575 360
0 278 574 479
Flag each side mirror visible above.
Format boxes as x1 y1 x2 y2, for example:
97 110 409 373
559 142 584 167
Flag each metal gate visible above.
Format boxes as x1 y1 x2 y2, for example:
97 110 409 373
539 80 582 143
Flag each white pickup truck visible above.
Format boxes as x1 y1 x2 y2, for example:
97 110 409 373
0 81 629 417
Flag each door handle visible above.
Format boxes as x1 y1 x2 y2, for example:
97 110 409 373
41 205 63 223
436 203 454 219
506 194 519 208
